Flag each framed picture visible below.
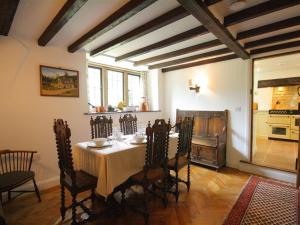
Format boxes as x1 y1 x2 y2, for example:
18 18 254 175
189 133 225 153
40 65 79 97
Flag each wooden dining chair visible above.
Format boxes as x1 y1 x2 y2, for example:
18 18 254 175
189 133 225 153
121 119 171 225
90 116 113 139
54 119 98 225
0 149 41 204
167 117 194 202
119 114 137 135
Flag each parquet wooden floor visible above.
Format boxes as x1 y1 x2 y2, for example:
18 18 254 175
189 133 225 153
3 166 250 225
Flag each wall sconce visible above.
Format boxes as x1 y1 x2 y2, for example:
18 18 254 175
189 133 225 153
189 79 200 93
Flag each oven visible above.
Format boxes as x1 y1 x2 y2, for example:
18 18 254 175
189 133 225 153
267 113 291 140
268 124 291 140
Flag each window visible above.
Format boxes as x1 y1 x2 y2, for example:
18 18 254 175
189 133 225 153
87 65 144 108
88 67 102 107
107 70 124 106
128 74 141 106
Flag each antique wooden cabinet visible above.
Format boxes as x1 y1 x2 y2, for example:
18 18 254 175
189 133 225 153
176 109 228 170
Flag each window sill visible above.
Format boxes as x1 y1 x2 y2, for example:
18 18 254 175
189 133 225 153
84 110 161 115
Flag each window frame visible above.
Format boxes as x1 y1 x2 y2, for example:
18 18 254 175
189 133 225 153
87 63 142 107
106 69 125 106
87 66 103 106
127 73 141 107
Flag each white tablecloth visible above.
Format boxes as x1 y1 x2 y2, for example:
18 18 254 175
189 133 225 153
73 134 178 197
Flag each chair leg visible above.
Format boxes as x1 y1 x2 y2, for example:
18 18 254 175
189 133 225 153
32 178 41 202
71 193 77 225
163 175 168 208
187 163 191 192
7 191 11 201
142 186 149 225
175 169 179 202
91 188 96 203
60 185 66 221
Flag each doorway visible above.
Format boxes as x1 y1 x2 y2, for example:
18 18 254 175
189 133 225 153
251 52 300 172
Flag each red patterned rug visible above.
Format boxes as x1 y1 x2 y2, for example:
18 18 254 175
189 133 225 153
223 176 299 225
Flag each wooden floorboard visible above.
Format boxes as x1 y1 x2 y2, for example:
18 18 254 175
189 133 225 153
3 166 250 225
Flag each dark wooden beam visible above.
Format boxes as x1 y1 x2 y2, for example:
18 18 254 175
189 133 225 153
244 30 300 49
177 0 249 59
0 0 20 36
38 0 88 46
90 0 220 57
115 26 208 61
161 54 238 73
250 40 300 55
236 16 300 40
203 0 222 6
149 48 231 69
224 0 300 27
90 6 189 56
68 0 157 53
258 77 300 88
134 39 222 66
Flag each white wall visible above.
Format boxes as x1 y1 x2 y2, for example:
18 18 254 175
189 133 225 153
164 58 250 168
0 36 163 189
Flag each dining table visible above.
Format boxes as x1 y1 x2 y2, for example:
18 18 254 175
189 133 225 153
73 133 179 197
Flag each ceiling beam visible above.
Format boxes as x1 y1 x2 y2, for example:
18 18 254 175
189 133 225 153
250 40 300 55
177 0 249 59
224 0 300 27
38 0 88 46
68 0 157 53
244 30 300 49
90 0 220 57
0 0 20 36
134 39 222 66
236 16 300 40
161 54 238 73
149 48 231 69
115 26 208 61
90 6 189 56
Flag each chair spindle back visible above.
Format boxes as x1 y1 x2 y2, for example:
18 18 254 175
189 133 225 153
176 117 194 159
90 116 113 138
0 150 36 175
53 119 76 183
145 119 171 169
119 114 137 135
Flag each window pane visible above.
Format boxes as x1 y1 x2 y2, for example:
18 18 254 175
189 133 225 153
107 70 123 106
88 67 101 107
128 74 141 106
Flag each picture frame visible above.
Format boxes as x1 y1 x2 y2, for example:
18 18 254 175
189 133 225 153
40 65 79 97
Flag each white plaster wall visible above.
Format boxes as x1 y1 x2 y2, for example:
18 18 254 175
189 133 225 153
163 58 250 168
162 58 296 183
0 37 163 189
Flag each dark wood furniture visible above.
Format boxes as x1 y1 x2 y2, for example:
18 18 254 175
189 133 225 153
167 117 194 202
122 119 171 225
119 114 137 135
54 119 98 225
176 109 228 170
0 149 41 225
90 115 113 138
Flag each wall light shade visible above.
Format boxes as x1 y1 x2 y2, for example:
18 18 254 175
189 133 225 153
189 79 200 93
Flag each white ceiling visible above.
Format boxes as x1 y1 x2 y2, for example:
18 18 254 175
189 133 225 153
8 0 300 68
255 52 300 73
